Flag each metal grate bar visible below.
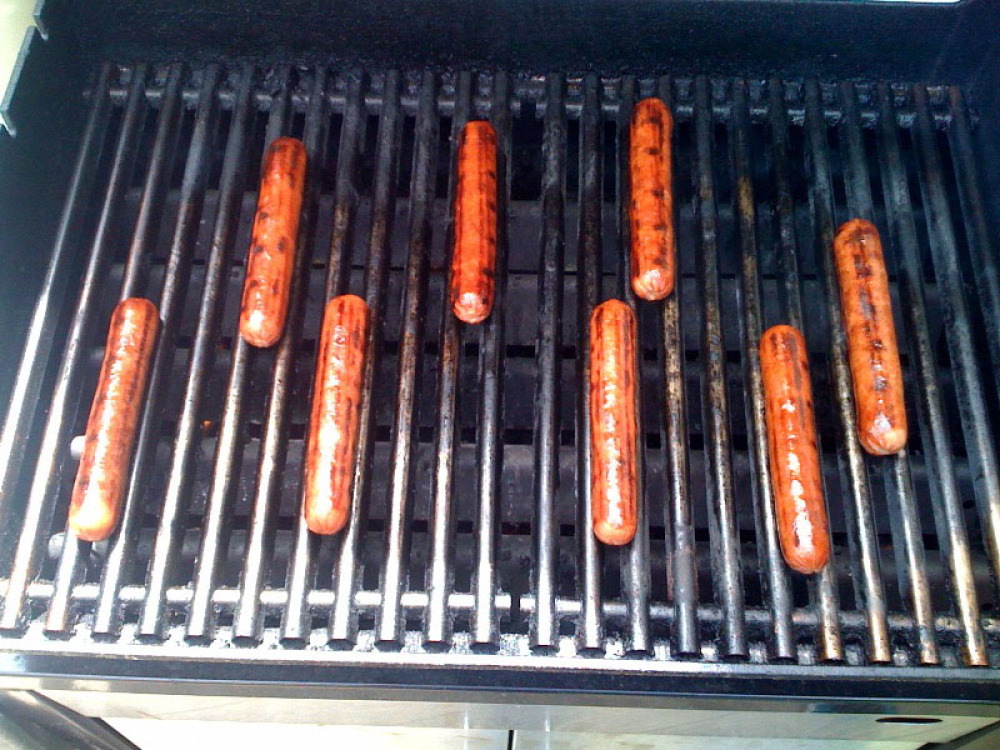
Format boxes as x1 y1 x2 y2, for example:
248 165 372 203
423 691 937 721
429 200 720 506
660 79 699 658
614 76 653 655
837 82 939 665
185 67 293 641
0 64 113 552
805 80 892 664
328 70 404 645
693 76 747 658
882 431 940 662
280 74 366 643
139 66 255 639
427 72 471 648
319 75 366 303
877 84 987 667
89 65 223 638
731 78 795 662
0 67 150 632
531 73 566 652
768 80 843 662
948 87 1000 407
376 71 438 647
768 81 807 333
44 63 186 635
119 65 187 303
471 72 511 650
233 69 330 643
912 86 1000 599
575 73 604 653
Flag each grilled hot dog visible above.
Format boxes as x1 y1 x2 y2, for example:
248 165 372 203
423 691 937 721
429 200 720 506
833 219 907 455
303 294 370 535
590 299 639 546
761 325 831 574
450 120 498 325
69 298 159 542
629 98 675 302
239 136 307 348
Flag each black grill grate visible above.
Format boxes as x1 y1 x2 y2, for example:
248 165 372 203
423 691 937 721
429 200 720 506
0 64 998 677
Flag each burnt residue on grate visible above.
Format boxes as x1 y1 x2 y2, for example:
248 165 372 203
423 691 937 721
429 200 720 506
0 65 997 674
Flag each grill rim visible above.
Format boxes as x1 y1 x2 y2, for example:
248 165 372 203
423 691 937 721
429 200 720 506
36 0 1000 89
1 648 998 708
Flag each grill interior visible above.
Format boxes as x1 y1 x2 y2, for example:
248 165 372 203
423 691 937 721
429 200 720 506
1 62 999 686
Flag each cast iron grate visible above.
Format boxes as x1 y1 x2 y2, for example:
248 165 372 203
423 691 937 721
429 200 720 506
0 64 998 679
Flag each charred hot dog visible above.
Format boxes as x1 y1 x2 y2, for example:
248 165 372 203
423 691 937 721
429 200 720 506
303 294 370 535
239 136 307 348
833 219 907 456
590 299 640 546
629 98 675 302
761 324 831 574
69 298 159 542
450 120 498 325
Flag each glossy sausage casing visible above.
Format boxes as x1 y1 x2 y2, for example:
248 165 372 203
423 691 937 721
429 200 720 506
629 97 675 301
69 298 159 542
450 120 498 324
239 136 307 347
303 295 371 535
761 325 831 574
590 299 639 546
833 219 908 455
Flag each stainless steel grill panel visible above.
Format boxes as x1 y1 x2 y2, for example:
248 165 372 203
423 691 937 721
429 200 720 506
0 66 998 686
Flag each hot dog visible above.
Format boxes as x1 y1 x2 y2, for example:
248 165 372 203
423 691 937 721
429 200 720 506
450 120 498 325
303 294 370 535
629 97 675 302
833 219 907 456
590 299 639 546
69 298 159 542
239 136 307 347
761 325 831 574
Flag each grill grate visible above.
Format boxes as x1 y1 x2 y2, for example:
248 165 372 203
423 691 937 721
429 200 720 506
0 64 998 679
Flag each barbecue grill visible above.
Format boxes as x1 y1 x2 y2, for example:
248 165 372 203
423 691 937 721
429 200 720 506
0 0 998 745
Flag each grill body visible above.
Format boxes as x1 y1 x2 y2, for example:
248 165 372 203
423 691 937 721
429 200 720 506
0 0 999 741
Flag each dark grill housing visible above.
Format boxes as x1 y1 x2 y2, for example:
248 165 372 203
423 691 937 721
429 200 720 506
0 0 999 716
